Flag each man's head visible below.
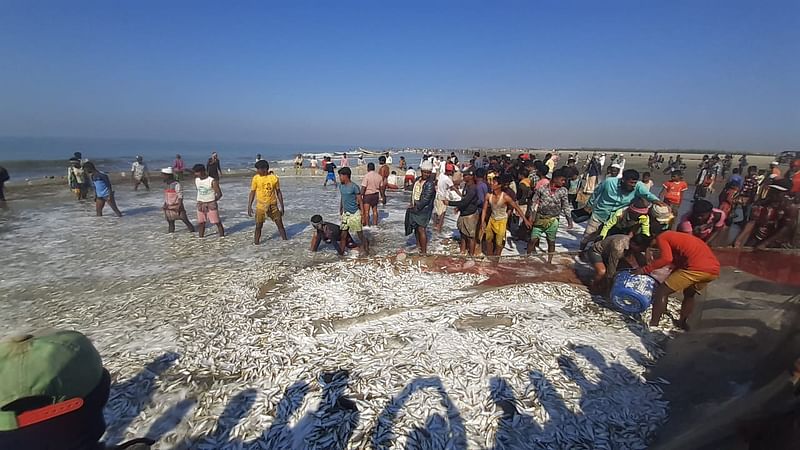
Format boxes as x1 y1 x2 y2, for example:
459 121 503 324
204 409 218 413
161 167 174 181
498 173 512 188
367 162 375 171
136 155 143 162
211 151 218 159
670 170 682 181
747 165 758 176
462 168 474 183
192 164 207 177
534 160 549 177
642 172 651 182
445 163 455 175
550 169 566 188
255 159 269 175
691 199 714 224
608 164 621 178
629 233 654 252
310 214 323 231
732 168 739 175
627 197 651 217
379 156 386 164
175 154 182 159
338 166 352 183
620 169 640 192
325 156 331 161
474 167 486 181
419 160 433 179
69 157 81 168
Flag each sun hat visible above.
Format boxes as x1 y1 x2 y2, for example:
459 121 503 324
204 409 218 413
420 160 433 172
770 161 779 166
628 198 651 215
160 167 173 175
652 204 674 224
610 163 621 169
0 330 104 431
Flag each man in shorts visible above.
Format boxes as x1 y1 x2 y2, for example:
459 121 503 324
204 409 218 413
529 169 573 260
323 157 337 187
193 164 225 238
248 160 287 243
360 162 383 226
130 155 150 191
338 167 368 255
83 162 123 217
309 214 356 255
588 233 649 295
378 156 390 205
449 168 480 255
659 170 688 228
433 164 455 232
480 173 530 257
161 167 195 233
635 230 720 330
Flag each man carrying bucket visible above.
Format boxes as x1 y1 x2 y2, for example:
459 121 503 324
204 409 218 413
635 230 720 330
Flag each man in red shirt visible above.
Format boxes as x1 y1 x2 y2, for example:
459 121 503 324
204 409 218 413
659 170 688 229
635 230 720 330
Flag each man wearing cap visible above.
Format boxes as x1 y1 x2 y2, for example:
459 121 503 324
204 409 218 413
405 160 436 255
130 156 149 191
161 167 195 233
770 161 782 179
433 163 456 233
448 168 480 255
0 330 152 449
579 169 663 252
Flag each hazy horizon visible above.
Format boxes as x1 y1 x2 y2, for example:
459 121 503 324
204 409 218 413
1 1 798 152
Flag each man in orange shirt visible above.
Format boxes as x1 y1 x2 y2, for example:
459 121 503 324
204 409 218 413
635 230 720 330
659 170 688 228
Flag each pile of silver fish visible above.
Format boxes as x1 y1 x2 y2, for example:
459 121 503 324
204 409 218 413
2 258 678 449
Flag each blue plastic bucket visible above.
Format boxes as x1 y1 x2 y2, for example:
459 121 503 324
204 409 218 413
610 270 657 314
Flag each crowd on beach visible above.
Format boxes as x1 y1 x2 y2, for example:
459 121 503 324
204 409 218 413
1 150 799 450
4 148 800 330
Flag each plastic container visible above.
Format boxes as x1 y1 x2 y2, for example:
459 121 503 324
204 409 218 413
610 270 657 314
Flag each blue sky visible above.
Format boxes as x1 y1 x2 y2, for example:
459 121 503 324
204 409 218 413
1 0 798 150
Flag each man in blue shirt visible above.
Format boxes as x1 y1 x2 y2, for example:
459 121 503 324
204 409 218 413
728 168 744 188
579 169 664 251
338 167 369 255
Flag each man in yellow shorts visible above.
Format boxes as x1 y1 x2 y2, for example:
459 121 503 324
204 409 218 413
248 160 287 243
635 230 720 330
480 174 530 256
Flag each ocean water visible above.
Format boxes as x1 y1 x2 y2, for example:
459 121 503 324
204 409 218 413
0 136 407 180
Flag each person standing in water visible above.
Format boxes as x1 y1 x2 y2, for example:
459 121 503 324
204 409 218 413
131 156 150 191
310 156 319 176
161 167 195 233
338 167 369 255
0 165 9 206
378 155 390 205
323 156 337 187
405 160 436 255
248 160 287 243
294 154 303 176
207 152 222 180
480 173 530 257
83 162 123 217
193 164 224 238
360 162 383 226
67 157 89 200
172 154 185 181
